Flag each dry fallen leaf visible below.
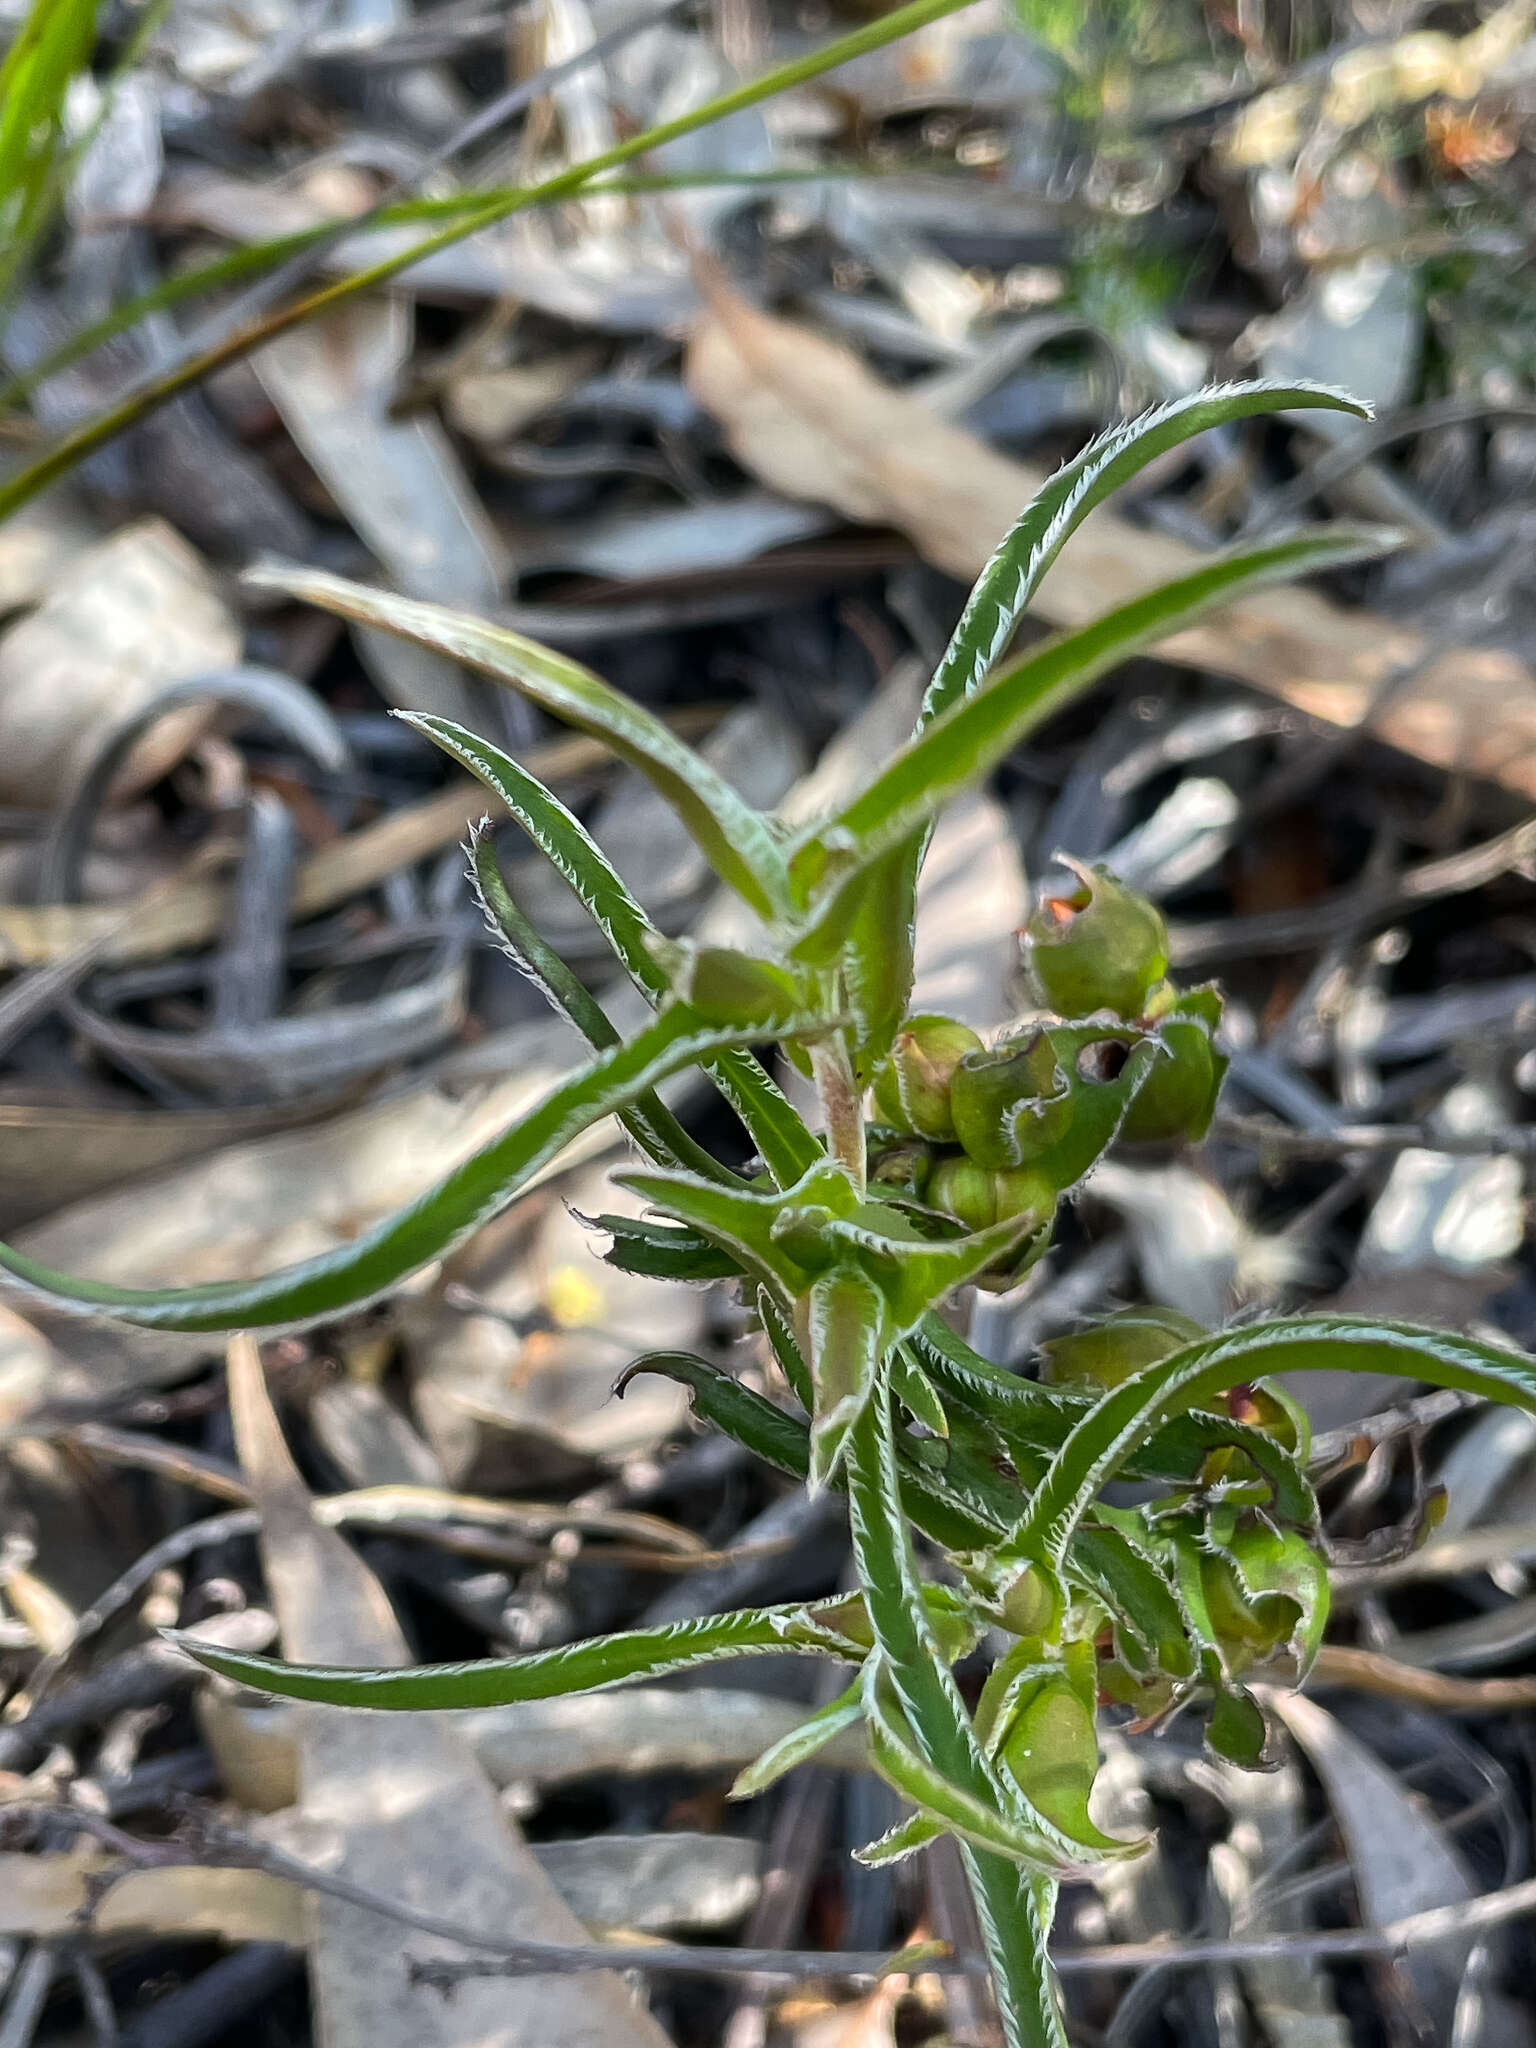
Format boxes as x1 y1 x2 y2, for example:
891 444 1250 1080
256 301 510 726
686 282 1536 801
0 518 237 805
224 1332 675 2048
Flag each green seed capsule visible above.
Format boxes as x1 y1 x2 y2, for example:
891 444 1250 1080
950 1033 1072 1170
1119 1019 1218 1143
997 1565 1054 1637
1042 1305 1206 1390
870 1015 983 1142
992 1166 1054 1227
1023 859 1169 1021
926 1153 996 1231
928 1158 1053 1235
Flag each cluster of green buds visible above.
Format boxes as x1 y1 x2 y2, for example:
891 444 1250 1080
1040 1305 1324 1767
866 862 1226 1267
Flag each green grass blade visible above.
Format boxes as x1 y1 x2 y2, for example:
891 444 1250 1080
0 0 104 312
0 1004 765 1329
1007 1315 1536 1574
171 1598 862 1709
789 526 1398 937
0 0 983 524
0 168 865 415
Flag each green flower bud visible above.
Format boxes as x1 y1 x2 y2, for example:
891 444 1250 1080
1023 858 1169 1020
992 1165 1055 1227
1119 1019 1218 1143
927 1158 1054 1236
997 1564 1055 1637
950 1033 1073 1170
870 1014 983 1142
1042 1304 1206 1390
926 1153 996 1231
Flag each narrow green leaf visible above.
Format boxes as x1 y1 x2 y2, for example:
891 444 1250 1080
171 1596 867 1709
427 717 672 1002
854 1810 944 1867
260 598 791 920
468 826 728 1183
890 1345 948 1438
618 1160 845 1298
843 1392 1007 1813
807 1264 888 1490
409 713 817 1187
1072 1521 1195 1680
617 1340 1013 1555
839 844 919 1076
789 526 1398 928
919 381 1372 728
857 1204 1051 1333
731 1678 864 1799
1006 1315 1536 1575
591 1214 744 1281
756 1284 815 1413
616 1352 816 1479
0 1004 764 1329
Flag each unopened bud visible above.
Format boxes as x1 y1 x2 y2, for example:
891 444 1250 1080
927 1157 1055 1236
1023 859 1168 1021
997 1565 1054 1637
992 1166 1055 1227
1119 1018 1219 1143
1042 1305 1205 1390
926 1153 997 1231
950 1033 1072 1170
871 1014 983 1142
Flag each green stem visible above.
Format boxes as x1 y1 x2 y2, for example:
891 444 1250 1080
0 0 979 524
843 1393 1067 2048
962 1854 1067 2048
811 1034 866 1193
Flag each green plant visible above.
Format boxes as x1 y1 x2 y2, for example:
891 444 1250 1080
6 385 1536 2043
0 0 982 526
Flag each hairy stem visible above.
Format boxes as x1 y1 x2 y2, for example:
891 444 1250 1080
843 1394 1067 2048
810 1035 866 1193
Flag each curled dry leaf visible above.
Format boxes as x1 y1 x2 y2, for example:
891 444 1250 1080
255 299 511 725
0 518 237 805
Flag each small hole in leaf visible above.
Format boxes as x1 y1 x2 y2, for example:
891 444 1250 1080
1076 1039 1128 1084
